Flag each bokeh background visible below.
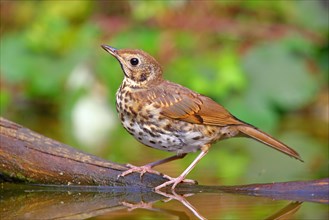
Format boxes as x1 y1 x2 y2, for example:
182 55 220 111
1 1 328 187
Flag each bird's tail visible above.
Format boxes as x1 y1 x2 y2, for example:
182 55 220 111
237 125 303 162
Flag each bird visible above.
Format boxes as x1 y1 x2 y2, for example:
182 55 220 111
101 45 302 191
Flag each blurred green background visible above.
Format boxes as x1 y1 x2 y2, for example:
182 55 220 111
0 0 328 187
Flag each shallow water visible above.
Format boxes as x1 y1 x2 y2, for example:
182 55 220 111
1 182 327 220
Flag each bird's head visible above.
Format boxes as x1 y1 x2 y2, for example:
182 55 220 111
101 45 163 88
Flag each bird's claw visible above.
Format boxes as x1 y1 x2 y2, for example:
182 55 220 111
121 201 154 211
117 164 161 179
155 175 197 191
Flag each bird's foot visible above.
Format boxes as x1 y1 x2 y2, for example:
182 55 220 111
121 201 154 211
162 174 197 184
117 164 161 179
155 189 194 203
155 175 197 191
154 190 207 220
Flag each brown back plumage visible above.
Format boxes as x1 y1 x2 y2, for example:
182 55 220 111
147 80 302 161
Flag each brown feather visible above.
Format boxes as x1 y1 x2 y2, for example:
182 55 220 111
237 125 303 161
152 81 242 126
148 81 302 161
196 95 242 126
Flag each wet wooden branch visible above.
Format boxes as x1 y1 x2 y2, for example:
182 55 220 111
0 117 167 187
1 116 328 203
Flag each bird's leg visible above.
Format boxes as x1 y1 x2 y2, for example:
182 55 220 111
155 145 210 191
117 154 187 179
147 153 187 167
155 190 207 220
121 192 206 220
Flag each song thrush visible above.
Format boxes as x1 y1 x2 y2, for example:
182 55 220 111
101 45 302 191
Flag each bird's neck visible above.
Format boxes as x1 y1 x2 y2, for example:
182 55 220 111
122 76 164 90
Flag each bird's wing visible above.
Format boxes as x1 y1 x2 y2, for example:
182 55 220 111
145 81 303 161
149 82 242 126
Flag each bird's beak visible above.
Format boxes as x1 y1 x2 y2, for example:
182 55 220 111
101 45 118 57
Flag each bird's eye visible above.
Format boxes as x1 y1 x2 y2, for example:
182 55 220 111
130 58 139 66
